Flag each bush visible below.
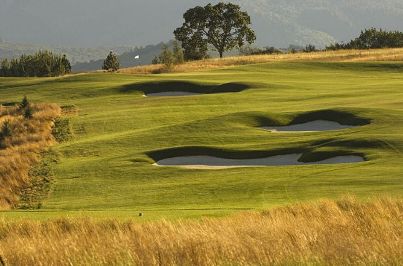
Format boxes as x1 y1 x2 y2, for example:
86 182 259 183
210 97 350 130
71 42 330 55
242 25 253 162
304 44 317 53
240 45 282 55
0 120 12 139
153 41 185 71
23 106 33 119
20 96 29 110
102 51 120 72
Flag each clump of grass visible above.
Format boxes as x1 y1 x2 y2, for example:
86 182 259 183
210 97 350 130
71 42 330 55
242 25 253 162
0 102 61 209
52 118 73 142
0 197 401 265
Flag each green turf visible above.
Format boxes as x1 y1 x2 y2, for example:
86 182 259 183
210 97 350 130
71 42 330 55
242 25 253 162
1 61 402 220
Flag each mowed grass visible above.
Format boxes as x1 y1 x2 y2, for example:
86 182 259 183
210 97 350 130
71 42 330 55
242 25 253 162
0 60 403 219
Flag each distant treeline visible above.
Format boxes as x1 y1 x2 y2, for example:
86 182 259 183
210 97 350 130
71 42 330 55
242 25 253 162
0 51 71 77
327 28 403 50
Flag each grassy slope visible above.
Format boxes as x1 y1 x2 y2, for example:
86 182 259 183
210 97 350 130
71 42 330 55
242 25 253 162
1 61 402 219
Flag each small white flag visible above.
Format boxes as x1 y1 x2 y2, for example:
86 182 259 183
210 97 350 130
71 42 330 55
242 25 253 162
134 55 140 59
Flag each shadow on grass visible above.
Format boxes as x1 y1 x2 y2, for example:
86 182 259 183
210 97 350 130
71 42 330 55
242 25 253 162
146 145 369 164
119 81 253 95
256 109 371 127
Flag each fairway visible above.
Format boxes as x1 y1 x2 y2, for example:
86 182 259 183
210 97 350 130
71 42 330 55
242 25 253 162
1 61 402 219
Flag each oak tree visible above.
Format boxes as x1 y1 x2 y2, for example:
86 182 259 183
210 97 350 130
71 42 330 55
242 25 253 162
174 3 256 59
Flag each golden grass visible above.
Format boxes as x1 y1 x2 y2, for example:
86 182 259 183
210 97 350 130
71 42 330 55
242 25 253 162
119 48 403 75
0 197 401 265
0 104 60 209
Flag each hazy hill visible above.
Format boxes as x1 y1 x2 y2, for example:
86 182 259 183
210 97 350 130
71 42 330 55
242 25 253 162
72 42 170 72
1 0 402 48
0 40 132 65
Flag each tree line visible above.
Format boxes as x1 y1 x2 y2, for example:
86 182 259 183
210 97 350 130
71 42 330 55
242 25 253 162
326 28 403 50
0 51 71 77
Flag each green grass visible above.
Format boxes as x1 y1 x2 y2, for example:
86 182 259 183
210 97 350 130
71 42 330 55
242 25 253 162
1 61 402 220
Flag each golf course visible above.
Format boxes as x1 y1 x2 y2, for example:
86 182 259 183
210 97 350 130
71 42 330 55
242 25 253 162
0 50 402 264
1 53 402 219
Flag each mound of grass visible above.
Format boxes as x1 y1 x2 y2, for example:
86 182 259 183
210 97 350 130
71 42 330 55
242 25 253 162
289 109 371 126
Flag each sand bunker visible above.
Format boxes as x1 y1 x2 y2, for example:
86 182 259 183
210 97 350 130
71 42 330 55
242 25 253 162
263 120 357 132
145 91 202 97
154 154 364 169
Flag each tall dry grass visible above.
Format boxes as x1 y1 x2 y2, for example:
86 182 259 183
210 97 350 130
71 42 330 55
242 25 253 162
0 103 61 209
0 197 401 265
119 48 403 75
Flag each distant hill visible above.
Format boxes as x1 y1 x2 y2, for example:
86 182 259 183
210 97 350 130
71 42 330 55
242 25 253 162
1 0 402 48
72 42 170 72
0 40 132 65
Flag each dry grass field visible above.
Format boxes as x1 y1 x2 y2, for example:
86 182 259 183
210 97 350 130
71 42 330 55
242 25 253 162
0 197 401 265
119 48 403 74
0 103 60 209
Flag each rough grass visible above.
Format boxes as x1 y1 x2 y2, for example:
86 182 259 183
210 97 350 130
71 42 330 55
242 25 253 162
0 104 60 209
119 48 403 74
0 197 401 265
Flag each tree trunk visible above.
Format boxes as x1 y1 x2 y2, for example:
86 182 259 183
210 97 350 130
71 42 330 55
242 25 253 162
219 51 223 58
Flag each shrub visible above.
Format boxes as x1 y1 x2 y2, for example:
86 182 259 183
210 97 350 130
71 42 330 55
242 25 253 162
1 120 12 137
20 96 29 110
23 106 33 119
304 44 317 53
102 51 120 72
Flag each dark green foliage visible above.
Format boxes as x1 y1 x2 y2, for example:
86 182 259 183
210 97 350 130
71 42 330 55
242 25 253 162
52 118 73 142
153 41 185 69
102 51 120 71
240 46 282 55
18 150 60 209
174 3 256 59
151 56 159 65
172 41 184 64
0 50 72 77
61 54 72 73
0 120 12 138
304 44 317 53
19 96 33 119
157 45 175 70
23 106 33 119
20 96 29 109
327 28 403 50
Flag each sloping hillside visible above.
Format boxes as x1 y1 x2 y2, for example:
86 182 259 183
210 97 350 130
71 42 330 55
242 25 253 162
0 0 402 48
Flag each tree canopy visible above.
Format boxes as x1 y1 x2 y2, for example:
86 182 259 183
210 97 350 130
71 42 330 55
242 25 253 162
102 51 120 72
174 3 256 59
327 28 403 50
0 51 71 77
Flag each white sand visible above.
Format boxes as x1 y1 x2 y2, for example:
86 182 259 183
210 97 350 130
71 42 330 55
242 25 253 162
263 120 356 132
145 91 201 97
154 154 364 169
